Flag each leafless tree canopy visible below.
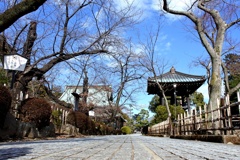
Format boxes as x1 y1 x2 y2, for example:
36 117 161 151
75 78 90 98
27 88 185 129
0 0 141 108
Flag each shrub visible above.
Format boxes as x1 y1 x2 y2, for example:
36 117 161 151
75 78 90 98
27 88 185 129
19 98 52 129
52 110 62 132
67 111 96 134
87 118 96 135
115 129 122 135
0 85 12 128
121 126 131 134
107 126 114 135
75 111 88 134
66 111 123 135
95 122 102 135
66 111 76 126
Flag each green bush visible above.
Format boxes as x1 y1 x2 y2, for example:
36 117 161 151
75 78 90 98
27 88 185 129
19 98 52 129
0 85 12 128
121 126 131 134
52 110 62 132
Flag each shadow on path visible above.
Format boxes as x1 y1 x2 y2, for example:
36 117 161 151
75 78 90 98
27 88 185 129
0 147 32 160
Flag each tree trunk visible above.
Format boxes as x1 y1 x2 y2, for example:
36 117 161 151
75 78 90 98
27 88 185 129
0 0 46 32
208 55 222 134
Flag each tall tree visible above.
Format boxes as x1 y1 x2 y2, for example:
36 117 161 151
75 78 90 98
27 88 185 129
148 95 161 113
150 105 184 126
192 92 205 111
139 16 173 134
133 109 149 131
162 0 240 134
93 40 145 120
0 0 139 108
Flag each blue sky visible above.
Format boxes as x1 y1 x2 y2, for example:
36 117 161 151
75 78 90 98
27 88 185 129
120 0 210 115
50 0 210 116
1 0 211 117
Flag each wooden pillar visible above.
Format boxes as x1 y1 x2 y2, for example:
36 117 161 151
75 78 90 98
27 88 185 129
186 95 190 113
237 91 240 114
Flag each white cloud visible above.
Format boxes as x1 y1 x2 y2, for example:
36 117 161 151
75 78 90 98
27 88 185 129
150 0 197 21
151 0 196 11
165 42 171 49
114 0 149 11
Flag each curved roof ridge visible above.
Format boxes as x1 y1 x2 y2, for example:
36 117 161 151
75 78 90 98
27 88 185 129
148 67 206 83
174 71 205 79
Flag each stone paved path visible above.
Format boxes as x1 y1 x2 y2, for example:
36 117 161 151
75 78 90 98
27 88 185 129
0 134 239 160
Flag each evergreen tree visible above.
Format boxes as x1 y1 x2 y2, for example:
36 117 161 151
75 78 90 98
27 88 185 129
148 95 161 113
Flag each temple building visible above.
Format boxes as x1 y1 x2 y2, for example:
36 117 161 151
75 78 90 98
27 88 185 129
147 67 206 112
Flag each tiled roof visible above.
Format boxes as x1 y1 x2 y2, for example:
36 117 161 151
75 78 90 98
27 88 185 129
149 67 205 83
147 67 206 96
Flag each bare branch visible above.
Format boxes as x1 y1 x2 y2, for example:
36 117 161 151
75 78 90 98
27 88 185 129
0 0 47 32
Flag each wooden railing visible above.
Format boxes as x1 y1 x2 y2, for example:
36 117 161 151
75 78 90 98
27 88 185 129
51 103 70 125
148 91 240 136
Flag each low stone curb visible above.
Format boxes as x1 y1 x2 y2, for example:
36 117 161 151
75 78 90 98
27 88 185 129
170 135 240 144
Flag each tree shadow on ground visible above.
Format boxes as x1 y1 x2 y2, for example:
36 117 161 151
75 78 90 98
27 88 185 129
0 147 32 160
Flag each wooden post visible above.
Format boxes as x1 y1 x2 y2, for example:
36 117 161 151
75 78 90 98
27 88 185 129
185 111 188 135
204 104 208 132
209 102 215 134
183 112 187 135
192 109 196 134
199 106 202 131
180 113 183 135
190 109 193 135
226 94 233 135
177 114 180 135
237 91 240 114
217 98 222 134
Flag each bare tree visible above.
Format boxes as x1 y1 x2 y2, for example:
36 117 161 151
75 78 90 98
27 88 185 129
93 40 145 120
0 0 46 32
0 0 139 107
138 17 173 134
162 0 240 133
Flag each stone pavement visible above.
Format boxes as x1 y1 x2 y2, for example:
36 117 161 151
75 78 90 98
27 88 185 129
0 134 239 160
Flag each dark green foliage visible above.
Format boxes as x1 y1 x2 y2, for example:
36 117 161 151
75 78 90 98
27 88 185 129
19 98 52 129
192 92 205 111
133 109 149 131
150 105 185 125
0 85 12 128
148 95 161 113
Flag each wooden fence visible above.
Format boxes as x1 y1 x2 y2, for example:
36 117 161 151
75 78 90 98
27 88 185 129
148 91 240 136
51 103 70 125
